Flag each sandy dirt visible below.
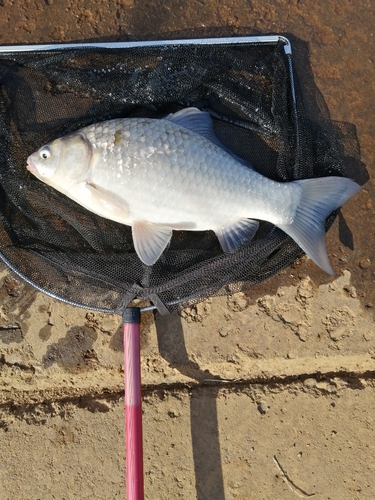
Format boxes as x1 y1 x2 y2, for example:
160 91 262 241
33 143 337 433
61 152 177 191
0 1 374 499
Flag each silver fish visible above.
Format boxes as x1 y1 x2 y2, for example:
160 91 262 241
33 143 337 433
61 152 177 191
26 108 360 272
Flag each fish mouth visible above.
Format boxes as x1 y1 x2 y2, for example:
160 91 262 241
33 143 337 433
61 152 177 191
26 156 37 173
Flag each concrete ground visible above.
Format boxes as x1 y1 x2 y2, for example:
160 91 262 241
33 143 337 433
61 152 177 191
0 1 374 499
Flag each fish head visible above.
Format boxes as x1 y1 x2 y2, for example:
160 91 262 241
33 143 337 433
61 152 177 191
27 140 61 180
27 133 92 191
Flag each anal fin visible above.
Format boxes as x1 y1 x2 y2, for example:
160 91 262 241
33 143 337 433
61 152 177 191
215 218 259 253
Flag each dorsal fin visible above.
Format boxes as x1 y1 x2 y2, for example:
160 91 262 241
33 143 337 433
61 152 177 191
165 108 224 146
164 108 254 169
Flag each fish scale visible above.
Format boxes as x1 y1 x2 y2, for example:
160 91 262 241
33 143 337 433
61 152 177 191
27 107 360 270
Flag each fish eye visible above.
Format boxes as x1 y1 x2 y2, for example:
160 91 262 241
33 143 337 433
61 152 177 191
39 147 51 160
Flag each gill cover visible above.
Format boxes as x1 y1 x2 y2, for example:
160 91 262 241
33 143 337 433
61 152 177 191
49 133 92 192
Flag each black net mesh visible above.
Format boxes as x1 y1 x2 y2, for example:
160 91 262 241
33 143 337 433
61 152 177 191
0 40 355 314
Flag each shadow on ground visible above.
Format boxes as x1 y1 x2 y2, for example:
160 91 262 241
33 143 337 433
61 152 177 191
155 311 226 500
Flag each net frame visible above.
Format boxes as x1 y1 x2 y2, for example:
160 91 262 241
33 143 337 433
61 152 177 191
0 36 345 314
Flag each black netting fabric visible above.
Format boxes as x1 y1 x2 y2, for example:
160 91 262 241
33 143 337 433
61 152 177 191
0 40 354 313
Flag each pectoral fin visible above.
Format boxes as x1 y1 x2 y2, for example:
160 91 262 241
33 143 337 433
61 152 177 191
215 218 259 253
132 221 173 266
68 181 129 223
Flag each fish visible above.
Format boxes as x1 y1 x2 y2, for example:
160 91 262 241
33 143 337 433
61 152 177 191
26 107 360 272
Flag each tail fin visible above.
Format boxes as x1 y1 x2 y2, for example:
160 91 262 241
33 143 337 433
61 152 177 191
277 177 360 274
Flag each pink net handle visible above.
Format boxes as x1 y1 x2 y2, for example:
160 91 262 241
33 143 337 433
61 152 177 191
123 308 144 500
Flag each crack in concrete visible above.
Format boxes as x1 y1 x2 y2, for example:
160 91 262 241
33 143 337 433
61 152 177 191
1 370 374 412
